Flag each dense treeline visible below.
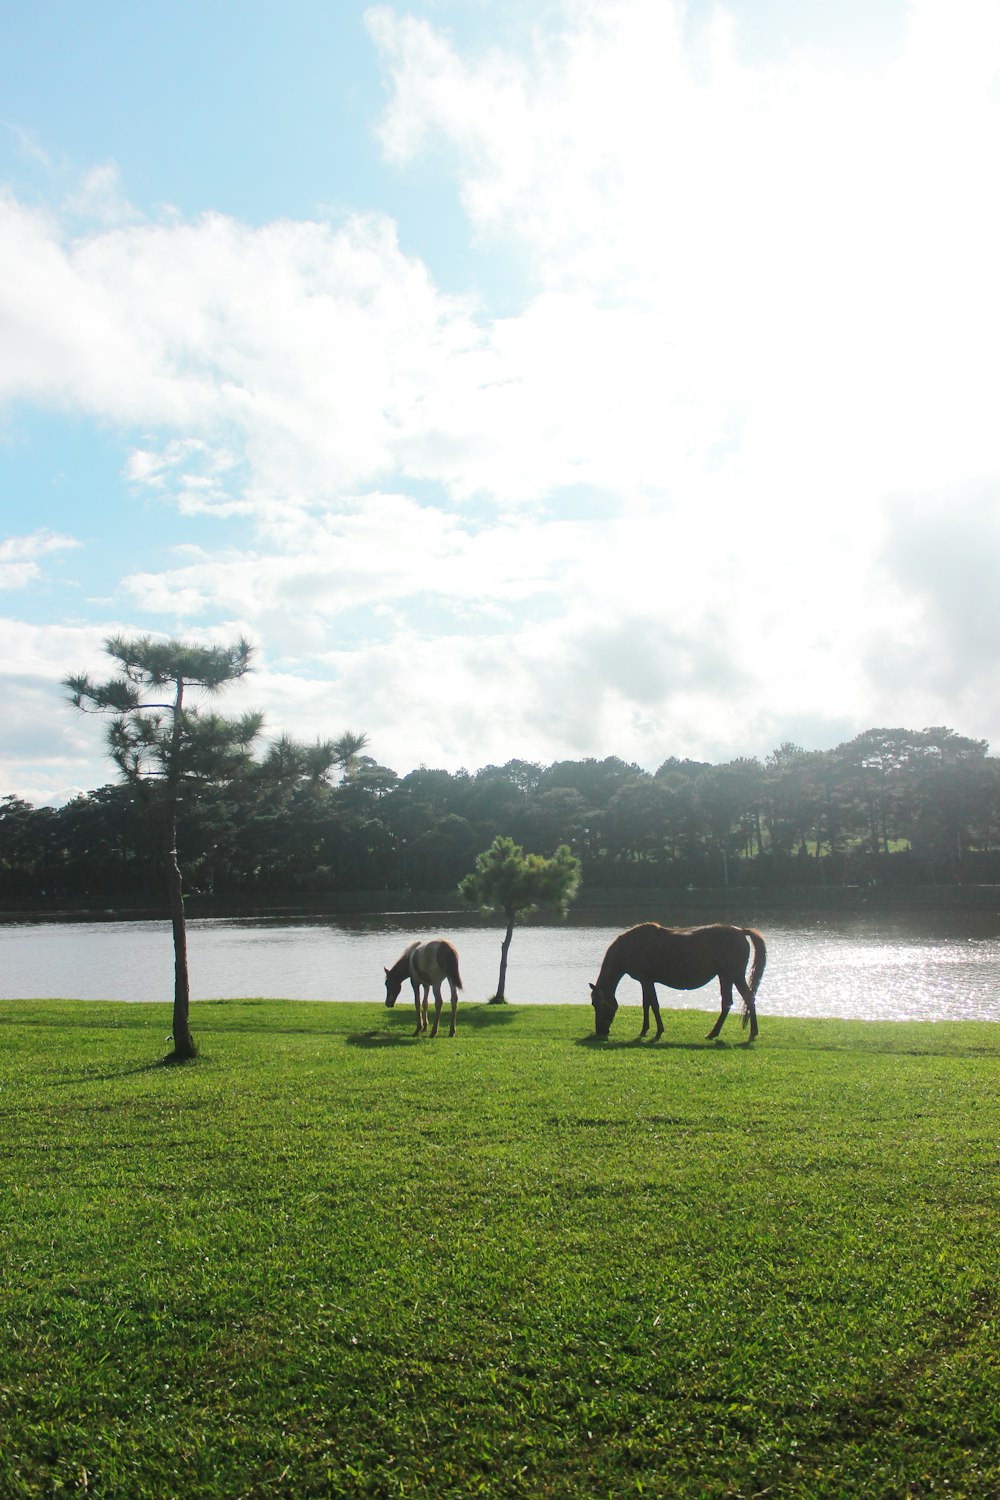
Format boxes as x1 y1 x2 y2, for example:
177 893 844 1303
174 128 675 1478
3 726 1000 907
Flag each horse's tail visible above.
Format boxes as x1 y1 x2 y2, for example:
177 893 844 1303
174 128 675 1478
746 929 766 994
740 928 766 1028
446 941 463 992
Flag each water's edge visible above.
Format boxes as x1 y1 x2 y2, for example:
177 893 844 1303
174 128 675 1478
3 910 999 1023
3 882 999 925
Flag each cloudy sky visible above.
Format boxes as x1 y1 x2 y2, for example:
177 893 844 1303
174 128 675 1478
3 0 999 805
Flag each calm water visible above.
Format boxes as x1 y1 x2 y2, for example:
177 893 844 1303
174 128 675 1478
1 910 999 1023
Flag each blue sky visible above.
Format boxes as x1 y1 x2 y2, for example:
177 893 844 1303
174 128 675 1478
3 0 999 805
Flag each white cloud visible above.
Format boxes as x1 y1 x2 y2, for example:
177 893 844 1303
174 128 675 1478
64 161 139 226
3 122 54 170
4 0 1000 801
0 617 113 803
875 484 1000 697
0 530 80 590
0 196 488 491
370 0 1000 503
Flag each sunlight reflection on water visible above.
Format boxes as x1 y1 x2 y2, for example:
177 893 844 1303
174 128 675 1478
1 911 998 1023
768 930 999 1022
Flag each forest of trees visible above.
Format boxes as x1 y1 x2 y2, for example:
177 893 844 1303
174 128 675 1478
2 726 1000 909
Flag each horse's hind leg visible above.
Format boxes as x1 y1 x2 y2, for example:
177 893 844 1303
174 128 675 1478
640 980 663 1039
734 974 759 1040
706 977 733 1040
429 983 444 1038
447 981 458 1037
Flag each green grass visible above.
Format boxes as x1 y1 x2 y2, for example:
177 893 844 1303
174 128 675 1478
2 999 1000 1498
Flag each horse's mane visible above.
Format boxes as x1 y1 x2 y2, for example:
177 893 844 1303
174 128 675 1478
387 943 418 979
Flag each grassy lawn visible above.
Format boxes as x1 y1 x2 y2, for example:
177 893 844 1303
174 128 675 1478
2 998 999 1498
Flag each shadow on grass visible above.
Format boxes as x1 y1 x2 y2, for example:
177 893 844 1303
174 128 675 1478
459 1004 519 1029
347 1002 520 1048
48 1057 177 1085
574 1032 756 1052
195 1021 335 1037
346 1029 421 1048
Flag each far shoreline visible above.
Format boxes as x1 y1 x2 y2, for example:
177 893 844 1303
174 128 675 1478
2 881 999 925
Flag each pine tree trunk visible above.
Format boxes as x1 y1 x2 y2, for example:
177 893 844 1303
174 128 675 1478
495 912 515 1002
164 678 196 1062
164 810 196 1060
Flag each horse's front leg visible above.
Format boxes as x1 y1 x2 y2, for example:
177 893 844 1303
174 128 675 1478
411 979 424 1035
429 982 444 1038
639 980 663 1039
707 977 733 1040
421 984 431 1032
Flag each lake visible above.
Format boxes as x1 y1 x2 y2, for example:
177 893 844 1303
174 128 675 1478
1 908 999 1023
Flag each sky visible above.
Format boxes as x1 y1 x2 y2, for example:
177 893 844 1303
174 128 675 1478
3 0 1000 806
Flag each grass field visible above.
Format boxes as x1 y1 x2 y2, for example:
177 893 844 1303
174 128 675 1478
2 997 999 1498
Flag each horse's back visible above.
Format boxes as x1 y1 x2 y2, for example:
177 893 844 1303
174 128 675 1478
408 940 437 982
409 938 461 987
619 921 752 989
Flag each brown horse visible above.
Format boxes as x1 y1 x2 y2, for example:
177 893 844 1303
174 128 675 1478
384 939 463 1037
589 922 766 1041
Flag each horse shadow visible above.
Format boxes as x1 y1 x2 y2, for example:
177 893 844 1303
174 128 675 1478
346 1030 419 1049
347 1001 519 1048
574 1033 755 1052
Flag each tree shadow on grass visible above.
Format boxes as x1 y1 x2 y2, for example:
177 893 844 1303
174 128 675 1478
195 1021 332 1036
776 1036 998 1058
48 1058 176 1085
460 1003 519 1028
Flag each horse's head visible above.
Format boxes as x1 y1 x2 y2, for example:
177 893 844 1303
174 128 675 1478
589 981 618 1038
384 966 403 1008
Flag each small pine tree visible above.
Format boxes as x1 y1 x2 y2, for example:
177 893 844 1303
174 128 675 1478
66 635 261 1060
459 836 581 1002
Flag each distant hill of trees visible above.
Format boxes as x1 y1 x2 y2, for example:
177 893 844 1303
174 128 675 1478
3 726 999 907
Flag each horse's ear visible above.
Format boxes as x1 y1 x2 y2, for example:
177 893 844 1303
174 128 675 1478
589 983 596 996
384 966 390 975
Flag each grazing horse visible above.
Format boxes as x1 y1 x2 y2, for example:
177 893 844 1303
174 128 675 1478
384 939 463 1037
589 922 766 1041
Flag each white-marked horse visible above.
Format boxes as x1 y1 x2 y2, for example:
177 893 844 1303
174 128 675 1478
384 939 463 1037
